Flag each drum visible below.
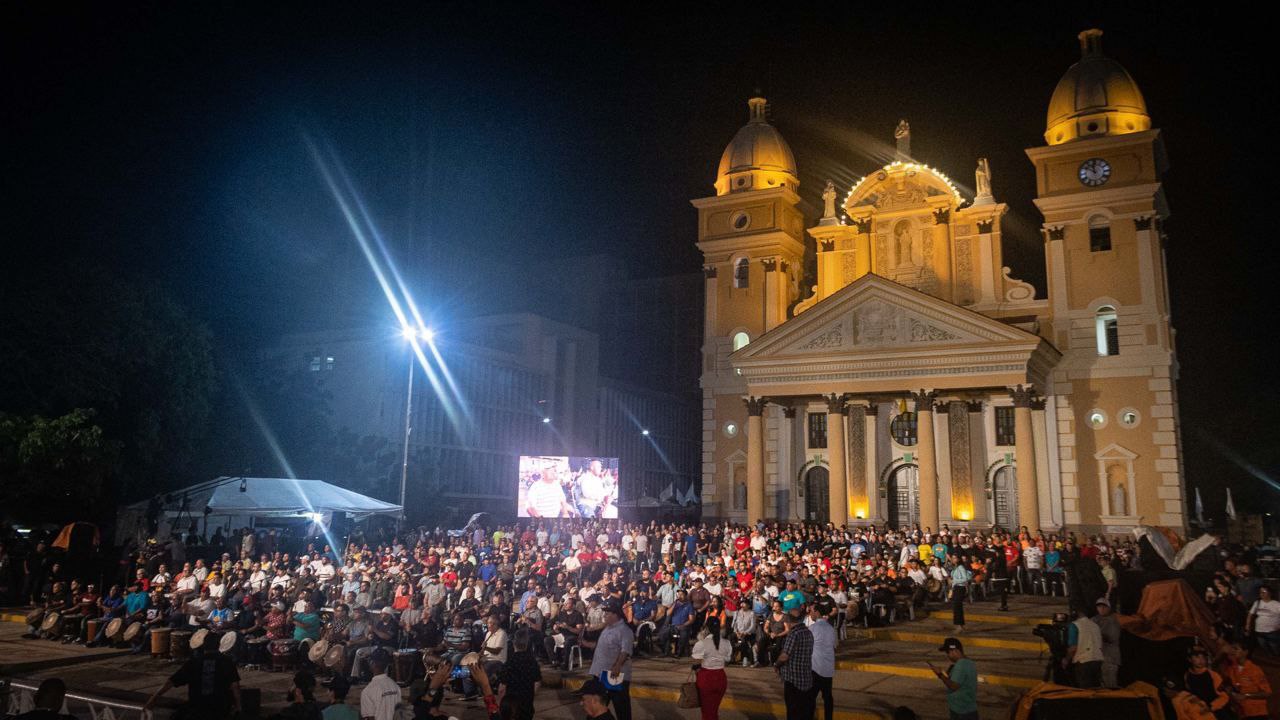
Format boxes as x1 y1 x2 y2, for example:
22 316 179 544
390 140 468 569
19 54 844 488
270 639 300 671
151 627 172 658
26 609 46 627
420 653 445 674
308 638 330 664
190 628 210 650
541 667 562 688
105 618 125 643
41 611 61 633
218 631 238 655
171 631 193 661
123 622 143 643
247 637 270 667
86 619 101 642
925 578 943 596
324 643 347 672
392 649 420 685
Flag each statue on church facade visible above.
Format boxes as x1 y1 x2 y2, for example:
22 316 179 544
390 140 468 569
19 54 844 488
974 157 994 205
894 120 911 160
822 180 837 220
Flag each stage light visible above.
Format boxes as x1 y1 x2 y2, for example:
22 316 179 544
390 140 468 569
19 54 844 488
641 429 650 436
419 327 435 343
402 326 418 341
542 417 552 424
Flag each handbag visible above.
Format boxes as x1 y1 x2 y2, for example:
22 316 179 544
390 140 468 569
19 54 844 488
677 671 701 709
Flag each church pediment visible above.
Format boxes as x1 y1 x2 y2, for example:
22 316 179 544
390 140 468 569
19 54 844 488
735 274 1037 361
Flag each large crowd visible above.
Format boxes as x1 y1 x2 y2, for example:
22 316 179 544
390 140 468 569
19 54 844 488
2 518 1277 720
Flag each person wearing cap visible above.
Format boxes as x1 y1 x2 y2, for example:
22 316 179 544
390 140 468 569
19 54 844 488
1182 647 1230 719
581 600 634 720
1063 609 1104 688
144 632 242 720
573 678 616 720
1090 596 1121 688
931 637 977 720
773 605 815 720
808 599 837 720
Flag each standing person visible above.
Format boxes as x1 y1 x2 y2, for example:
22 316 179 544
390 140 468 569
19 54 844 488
1182 647 1230 719
582 601 634 720
1245 585 1280 656
274 671 323 720
321 676 358 720
1090 597 1122 687
498 628 541 720
931 638 977 720
690 617 732 720
1219 640 1273 720
143 638 242 720
772 606 815 720
808 600 837 720
949 559 972 634
359 650 400 720
1064 610 1104 688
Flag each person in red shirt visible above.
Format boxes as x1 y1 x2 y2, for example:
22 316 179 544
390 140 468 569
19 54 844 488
733 534 750 555
1219 641 1272 719
1003 540 1022 595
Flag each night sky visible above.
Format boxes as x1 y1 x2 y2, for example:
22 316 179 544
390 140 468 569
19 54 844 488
4 4 1276 513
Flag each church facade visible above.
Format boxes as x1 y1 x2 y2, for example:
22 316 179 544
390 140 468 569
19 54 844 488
696 29 1184 534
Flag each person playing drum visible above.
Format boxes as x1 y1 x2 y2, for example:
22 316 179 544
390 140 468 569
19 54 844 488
24 581 69 639
87 585 126 646
135 588 170 654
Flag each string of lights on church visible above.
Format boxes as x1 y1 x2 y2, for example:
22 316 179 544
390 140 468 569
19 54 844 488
695 29 1183 534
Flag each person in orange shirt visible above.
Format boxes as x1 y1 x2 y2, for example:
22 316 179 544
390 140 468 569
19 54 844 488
1219 641 1273 720
1183 647 1230 719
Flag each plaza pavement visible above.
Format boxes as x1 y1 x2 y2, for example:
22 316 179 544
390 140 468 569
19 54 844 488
1 595 1060 719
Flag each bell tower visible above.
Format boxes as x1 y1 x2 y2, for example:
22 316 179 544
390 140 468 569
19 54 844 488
1027 29 1185 530
694 96 807 520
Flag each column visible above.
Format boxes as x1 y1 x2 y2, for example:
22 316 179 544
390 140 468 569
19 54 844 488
1011 385 1041 532
825 394 848 527
745 397 768 524
779 407 796 520
864 404 879 521
946 401 974 522
845 403 867 522
912 389 940 532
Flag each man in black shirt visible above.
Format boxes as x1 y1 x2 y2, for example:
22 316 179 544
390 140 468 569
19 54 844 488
499 628 541 720
144 646 241 719
573 678 616 720
545 599 585 670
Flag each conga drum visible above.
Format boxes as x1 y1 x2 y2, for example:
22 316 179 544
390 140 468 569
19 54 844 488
40 611 61 635
307 638 330 665
541 667 562 688
122 622 143 644
86 619 101 643
190 628 210 651
246 637 270 667
324 643 346 674
171 630 193 661
151 627 172 658
105 618 125 644
270 639 299 671
205 631 224 655
392 649 420 685
25 609 45 628
218 631 238 655
925 578 942 598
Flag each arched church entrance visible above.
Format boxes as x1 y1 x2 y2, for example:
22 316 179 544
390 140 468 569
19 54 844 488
804 467 829 524
991 465 1018 530
888 464 919 529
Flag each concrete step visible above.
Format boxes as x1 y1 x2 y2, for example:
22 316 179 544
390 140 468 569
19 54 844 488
858 627 1047 653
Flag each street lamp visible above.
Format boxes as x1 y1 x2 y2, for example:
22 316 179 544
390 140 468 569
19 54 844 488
399 326 433 528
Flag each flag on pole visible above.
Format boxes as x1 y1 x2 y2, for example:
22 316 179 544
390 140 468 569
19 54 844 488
1194 486 1205 526
659 483 674 503
1225 488 1237 521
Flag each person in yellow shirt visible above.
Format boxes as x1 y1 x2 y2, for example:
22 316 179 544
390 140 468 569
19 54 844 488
918 541 933 565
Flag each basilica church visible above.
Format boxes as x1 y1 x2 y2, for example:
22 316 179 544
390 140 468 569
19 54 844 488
696 29 1184 534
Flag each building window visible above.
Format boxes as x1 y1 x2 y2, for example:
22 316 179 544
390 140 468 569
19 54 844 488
1095 306 1119 356
722 422 738 439
890 411 918 446
1089 217 1112 252
731 332 750 351
995 406 1016 446
325 356 335 371
1118 408 1140 428
309 355 322 372
808 412 827 449
1087 410 1107 429
731 210 751 231
733 258 750 289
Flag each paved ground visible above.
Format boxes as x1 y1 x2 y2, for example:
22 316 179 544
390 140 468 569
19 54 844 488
1 595 1062 719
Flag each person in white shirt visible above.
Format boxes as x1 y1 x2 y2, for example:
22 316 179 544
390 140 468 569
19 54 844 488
809 601 837 720
704 578 723 597
536 528 549 547
1022 545 1045 594
1247 584 1280 655
691 617 733 719
480 613 509 679
525 470 571 518
360 650 400 720
192 560 210 584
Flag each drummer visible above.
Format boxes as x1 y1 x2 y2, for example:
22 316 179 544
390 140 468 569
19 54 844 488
87 585 126 646
184 586 215 628
208 596 235 632
265 602 290 641
62 582 102 643
325 603 353 643
291 600 323 643
135 588 170 654
24 581 69 639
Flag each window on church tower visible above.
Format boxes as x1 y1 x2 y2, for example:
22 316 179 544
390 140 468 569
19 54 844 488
995 406 1016 445
1096 306 1119 356
808 412 827 449
890 412 918 446
733 258 750 288
731 332 750 351
1089 217 1112 252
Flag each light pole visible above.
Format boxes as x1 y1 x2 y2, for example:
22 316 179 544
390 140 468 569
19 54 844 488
399 326 432 529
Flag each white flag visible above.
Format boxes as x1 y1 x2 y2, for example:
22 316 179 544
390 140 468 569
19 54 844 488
1225 488 1237 521
659 483 674 502
1194 486 1205 525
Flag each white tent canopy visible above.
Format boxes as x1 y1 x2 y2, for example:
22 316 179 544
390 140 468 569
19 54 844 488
206 478 401 517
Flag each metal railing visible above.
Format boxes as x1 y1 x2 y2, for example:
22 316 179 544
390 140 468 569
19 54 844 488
2 679 153 720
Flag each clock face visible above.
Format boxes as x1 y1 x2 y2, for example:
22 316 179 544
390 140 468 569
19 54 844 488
1079 158 1111 187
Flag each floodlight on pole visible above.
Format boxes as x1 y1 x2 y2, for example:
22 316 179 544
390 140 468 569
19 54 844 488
641 429 650 436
